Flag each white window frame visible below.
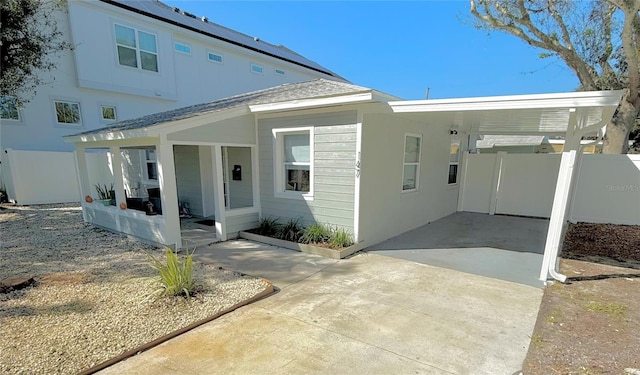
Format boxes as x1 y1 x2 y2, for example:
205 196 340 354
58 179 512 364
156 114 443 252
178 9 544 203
448 138 461 185
114 23 159 72
173 42 191 55
0 96 21 122
207 51 223 64
99 105 117 122
401 133 422 193
251 63 264 75
140 148 159 185
272 127 314 200
52 99 83 127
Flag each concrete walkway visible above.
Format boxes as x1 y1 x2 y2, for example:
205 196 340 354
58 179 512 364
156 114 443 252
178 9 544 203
367 212 549 287
99 241 543 375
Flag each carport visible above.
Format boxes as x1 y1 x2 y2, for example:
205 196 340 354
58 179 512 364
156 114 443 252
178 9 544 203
389 90 623 283
367 212 548 287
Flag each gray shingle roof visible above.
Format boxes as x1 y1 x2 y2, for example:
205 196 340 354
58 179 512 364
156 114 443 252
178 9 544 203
70 79 372 137
102 0 343 79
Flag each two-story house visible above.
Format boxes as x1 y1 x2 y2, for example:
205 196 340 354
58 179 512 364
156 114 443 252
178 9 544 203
0 0 343 204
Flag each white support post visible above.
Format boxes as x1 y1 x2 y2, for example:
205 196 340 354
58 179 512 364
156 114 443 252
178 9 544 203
109 146 126 209
539 150 577 282
489 151 506 215
157 141 182 249
213 145 227 241
250 144 261 219
457 151 469 212
73 146 90 222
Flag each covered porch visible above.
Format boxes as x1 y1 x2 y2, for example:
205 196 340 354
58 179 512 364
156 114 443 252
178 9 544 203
67 110 260 250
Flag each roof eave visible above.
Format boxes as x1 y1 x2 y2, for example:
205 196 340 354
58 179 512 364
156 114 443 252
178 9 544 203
249 91 376 114
389 90 624 113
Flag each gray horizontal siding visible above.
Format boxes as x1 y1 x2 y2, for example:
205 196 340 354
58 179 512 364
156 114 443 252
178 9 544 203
258 110 357 232
226 212 259 237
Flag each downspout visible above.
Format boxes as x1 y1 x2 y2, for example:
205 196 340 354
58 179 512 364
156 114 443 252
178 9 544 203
545 116 608 283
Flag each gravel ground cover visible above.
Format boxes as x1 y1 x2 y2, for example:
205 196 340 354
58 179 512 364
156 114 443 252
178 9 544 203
0 204 270 375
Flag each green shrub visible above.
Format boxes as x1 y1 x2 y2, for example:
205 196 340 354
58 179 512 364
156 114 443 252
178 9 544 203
148 247 195 299
301 223 331 244
278 218 304 242
329 227 354 249
254 217 281 236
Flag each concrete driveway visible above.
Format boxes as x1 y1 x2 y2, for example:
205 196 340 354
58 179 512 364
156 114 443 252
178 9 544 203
367 212 549 287
99 240 542 375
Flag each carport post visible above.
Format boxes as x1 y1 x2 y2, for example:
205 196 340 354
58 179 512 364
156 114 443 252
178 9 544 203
539 150 578 282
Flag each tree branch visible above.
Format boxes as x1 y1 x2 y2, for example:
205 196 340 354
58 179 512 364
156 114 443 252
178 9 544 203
615 0 640 106
470 0 598 89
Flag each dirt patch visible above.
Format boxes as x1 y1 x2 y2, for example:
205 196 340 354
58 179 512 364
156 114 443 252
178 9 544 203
523 223 640 374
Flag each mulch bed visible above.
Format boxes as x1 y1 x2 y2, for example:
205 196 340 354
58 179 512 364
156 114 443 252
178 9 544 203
523 222 640 374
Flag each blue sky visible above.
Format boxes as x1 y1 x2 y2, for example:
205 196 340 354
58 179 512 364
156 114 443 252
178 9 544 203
164 1 580 100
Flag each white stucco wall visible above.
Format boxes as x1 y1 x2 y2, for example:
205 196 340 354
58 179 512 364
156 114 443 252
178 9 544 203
358 113 459 247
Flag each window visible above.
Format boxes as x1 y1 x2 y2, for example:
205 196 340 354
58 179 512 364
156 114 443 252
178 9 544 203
143 149 158 181
54 100 82 126
449 139 461 184
100 105 117 121
0 96 20 120
115 24 158 72
273 128 313 198
174 42 191 55
275 68 285 76
402 134 421 192
251 63 263 74
207 52 223 63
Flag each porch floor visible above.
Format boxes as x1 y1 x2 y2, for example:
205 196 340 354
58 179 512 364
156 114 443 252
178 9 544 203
181 217 218 249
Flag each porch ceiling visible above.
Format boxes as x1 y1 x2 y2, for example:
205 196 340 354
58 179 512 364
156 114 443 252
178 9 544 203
389 90 623 136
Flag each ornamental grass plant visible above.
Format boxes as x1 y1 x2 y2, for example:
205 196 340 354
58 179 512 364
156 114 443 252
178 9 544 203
148 247 195 299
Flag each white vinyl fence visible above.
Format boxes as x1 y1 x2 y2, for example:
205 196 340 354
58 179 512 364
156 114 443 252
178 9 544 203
459 152 640 225
1 149 112 205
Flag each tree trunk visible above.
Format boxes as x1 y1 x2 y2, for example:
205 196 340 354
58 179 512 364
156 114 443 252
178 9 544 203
603 96 638 154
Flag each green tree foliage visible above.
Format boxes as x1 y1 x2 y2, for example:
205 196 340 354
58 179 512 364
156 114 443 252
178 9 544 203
470 0 640 154
1 0 73 106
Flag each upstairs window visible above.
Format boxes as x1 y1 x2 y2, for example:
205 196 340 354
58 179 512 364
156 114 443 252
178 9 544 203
174 42 191 55
402 134 421 192
449 139 461 184
275 68 285 76
100 105 117 121
54 100 82 126
251 63 263 74
0 96 20 121
207 52 223 63
115 24 158 72
273 127 314 199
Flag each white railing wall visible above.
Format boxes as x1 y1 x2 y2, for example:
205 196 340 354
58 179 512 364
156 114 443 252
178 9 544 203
460 152 640 225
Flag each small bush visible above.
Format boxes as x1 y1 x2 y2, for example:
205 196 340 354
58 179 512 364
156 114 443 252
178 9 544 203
329 227 354 249
254 217 281 236
148 247 195 299
301 223 331 244
278 218 304 242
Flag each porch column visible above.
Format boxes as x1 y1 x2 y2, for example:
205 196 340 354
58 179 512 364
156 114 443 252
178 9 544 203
213 145 227 241
109 146 126 208
73 145 90 222
157 140 182 248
